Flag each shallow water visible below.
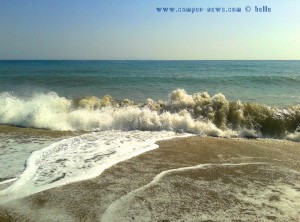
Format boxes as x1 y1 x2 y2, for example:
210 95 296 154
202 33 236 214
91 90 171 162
0 129 190 202
0 126 79 191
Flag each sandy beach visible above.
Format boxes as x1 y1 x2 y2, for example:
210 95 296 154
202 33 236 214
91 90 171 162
0 136 299 221
1 0 300 221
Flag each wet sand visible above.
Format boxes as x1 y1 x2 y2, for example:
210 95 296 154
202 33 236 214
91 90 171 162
0 136 300 221
0 125 82 138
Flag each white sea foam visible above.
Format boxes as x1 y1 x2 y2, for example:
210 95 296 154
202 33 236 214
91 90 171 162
0 92 72 131
101 162 268 222
286 132 300 142
102 162 300 222
0 91 235 137
1 90 299 203
0 131 191 203
1 90 300 140
0 135 58 185
0 178 17 185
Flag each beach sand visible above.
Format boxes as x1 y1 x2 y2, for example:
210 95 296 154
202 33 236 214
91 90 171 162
0 136 300 221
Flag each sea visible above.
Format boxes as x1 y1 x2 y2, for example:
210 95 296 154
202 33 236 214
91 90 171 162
0 60 300 202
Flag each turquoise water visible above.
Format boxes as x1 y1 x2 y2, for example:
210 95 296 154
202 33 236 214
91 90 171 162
1 60 300 106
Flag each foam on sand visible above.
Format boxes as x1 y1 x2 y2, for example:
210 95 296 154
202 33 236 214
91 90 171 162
0 131 191 203
102 162 300 222
101 162 268 222
1 136 299 222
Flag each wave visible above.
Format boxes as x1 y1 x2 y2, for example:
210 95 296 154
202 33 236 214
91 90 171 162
0 89 299 141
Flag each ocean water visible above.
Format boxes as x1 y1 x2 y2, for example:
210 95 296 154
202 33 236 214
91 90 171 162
0 60 300 203
1 60 300 106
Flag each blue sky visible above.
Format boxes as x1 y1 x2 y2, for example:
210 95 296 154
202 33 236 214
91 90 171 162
0 0 299 60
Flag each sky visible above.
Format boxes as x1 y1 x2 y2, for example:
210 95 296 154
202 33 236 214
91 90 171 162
0 0 299 60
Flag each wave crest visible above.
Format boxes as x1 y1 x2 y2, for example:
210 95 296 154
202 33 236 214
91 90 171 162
1 89 300 141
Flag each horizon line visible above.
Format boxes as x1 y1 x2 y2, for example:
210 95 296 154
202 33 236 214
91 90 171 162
1 59 300 61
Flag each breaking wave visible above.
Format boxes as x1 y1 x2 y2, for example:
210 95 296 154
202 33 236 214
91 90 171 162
0 89 300 141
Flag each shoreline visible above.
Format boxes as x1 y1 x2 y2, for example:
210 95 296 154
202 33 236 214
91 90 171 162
1 136 300 221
